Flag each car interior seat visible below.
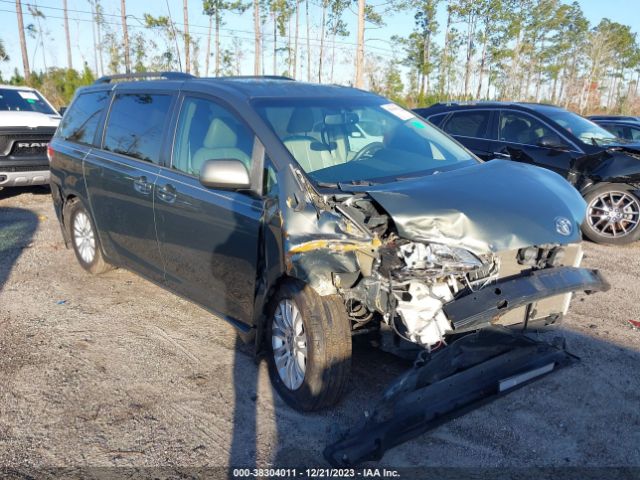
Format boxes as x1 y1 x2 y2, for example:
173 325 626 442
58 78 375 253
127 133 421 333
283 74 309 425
282 108 334 172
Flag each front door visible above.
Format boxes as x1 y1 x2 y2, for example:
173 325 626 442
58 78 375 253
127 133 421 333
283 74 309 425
154 95 263 327
494 109 577 177
84 92 174 282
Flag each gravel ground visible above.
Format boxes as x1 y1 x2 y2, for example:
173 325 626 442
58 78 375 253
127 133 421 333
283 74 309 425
1 187 639 475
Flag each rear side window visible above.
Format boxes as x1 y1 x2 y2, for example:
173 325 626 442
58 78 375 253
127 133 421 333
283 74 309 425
442 111 491 138
57 91 109 145
103 93 172 164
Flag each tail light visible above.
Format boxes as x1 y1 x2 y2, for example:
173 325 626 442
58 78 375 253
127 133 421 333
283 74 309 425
47 144 53 163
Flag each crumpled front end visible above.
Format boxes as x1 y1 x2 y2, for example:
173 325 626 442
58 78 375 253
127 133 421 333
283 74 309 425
281 161 608 350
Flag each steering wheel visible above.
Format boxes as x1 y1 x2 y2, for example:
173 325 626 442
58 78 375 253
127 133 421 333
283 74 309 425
351 142 384 162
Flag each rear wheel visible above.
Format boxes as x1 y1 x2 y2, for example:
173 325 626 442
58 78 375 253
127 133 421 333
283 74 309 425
67 199 112 274
266 280 352 411
582 184 640 245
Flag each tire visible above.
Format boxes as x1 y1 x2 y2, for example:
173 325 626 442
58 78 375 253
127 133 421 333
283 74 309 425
266 280 352 411
582 183 640 245
66 199 112 274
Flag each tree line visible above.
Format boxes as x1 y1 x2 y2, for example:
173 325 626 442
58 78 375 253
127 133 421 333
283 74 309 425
1 0 639 115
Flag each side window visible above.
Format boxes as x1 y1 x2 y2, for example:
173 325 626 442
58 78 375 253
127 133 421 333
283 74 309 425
172 97 254 176
427 113 447 127
442 111 491 138
629 126 640 141
499 111 565 147
599 123 625 138
56 91 110 145
103 93 172 164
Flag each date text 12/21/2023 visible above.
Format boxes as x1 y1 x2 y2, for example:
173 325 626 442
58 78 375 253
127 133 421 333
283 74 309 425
232 468 401 478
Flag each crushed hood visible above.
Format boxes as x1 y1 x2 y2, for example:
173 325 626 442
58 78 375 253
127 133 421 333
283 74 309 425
0 111 60 128
363 160 586 253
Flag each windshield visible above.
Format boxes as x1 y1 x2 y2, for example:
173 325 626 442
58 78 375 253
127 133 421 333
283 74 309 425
544 108 617 145
254 97 477 184
0 88 57 115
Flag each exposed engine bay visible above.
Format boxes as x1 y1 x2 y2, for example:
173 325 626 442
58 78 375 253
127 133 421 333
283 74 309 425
283 164 604 350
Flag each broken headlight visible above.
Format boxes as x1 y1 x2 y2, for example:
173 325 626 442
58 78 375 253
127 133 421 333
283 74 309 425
399 242 483 271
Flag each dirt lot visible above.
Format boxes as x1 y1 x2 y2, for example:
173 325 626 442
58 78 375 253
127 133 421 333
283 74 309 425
1 187 640 474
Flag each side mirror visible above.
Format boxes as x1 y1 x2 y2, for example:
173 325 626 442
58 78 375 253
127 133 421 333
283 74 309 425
537 136 568 150
199 159 251 190
58 106 67 116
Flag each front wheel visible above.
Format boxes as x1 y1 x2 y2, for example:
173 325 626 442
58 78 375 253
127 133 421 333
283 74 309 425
266 280 352 411
582 184 640 245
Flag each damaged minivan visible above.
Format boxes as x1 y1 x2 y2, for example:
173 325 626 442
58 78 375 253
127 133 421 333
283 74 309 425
49 74 608 415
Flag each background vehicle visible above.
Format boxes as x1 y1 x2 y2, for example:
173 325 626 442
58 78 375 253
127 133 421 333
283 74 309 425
49 74 606 412
415 102 640 245
0 85 61 189
589 116 640 142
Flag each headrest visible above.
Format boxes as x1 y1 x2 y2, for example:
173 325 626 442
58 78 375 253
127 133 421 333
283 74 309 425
287 107 315 133
204 118 238 149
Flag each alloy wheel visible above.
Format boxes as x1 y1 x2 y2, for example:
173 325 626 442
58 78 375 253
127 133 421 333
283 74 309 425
272 299 307 390
73 211 96 264
587 191 640 238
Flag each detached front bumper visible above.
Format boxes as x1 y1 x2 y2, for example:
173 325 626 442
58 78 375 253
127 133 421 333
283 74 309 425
324 327 577 467
443 266 610 332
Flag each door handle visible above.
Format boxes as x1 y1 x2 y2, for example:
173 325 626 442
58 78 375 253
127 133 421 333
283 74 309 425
157 184 177 203
133 176 152 195
492 151 511 159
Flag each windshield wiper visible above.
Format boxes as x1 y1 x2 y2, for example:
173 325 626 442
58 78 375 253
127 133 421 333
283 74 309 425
337 180 379 190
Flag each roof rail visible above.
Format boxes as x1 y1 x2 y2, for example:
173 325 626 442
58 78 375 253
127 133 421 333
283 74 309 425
94 71 195 84
217 75 295 81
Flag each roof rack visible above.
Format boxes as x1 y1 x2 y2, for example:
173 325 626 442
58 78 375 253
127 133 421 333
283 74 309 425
216 75 295 81
94 71 195 84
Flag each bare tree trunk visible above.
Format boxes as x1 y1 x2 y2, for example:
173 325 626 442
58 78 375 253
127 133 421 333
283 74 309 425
183 0 190 73
475 32 487 100
420 31 430 97
120 0 131 73
463 13 475 98
215 11 221 76
90 1 99 75
254 0 261 75
355 0 365 88
439 7 451 97
306 0 311 82
287 13 292 77
330 33 336 83
96 3 104 76
318 1 326 83
272 11 277 75
205 15 212 76
293 0 299 79
551 71 559 103
15 0 30 83
63 0 73 69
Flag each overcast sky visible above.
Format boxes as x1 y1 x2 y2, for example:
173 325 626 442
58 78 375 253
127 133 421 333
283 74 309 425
0 0 638 83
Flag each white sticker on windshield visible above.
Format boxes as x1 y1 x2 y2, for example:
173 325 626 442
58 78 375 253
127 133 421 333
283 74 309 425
381 103 415 121
18 91 39 101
